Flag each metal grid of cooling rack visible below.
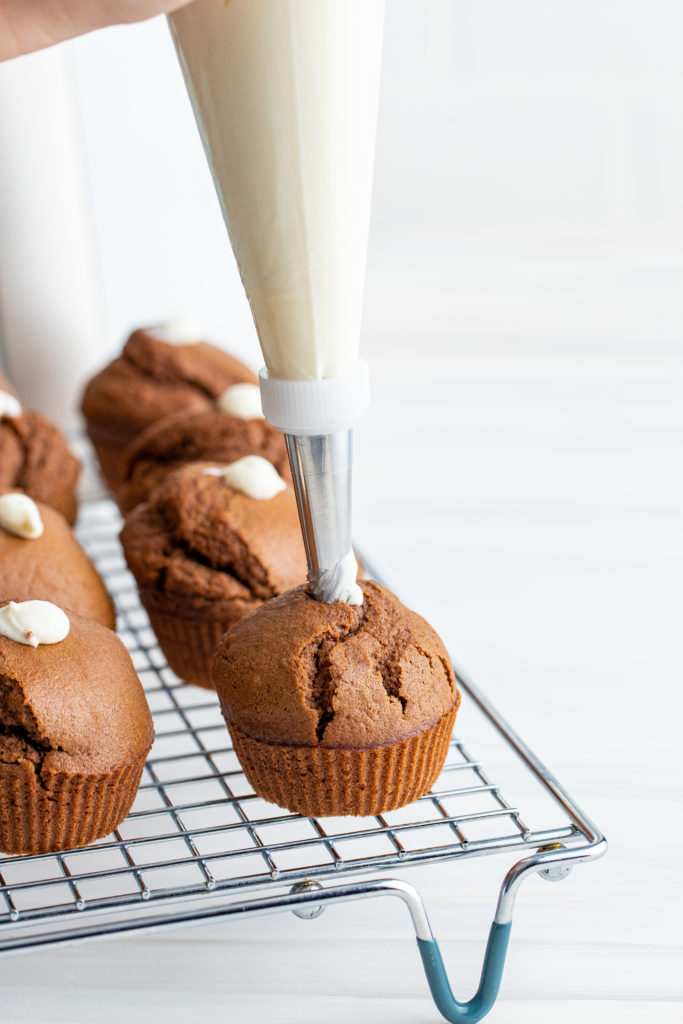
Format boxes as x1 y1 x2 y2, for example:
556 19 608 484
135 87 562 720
0 498 595 951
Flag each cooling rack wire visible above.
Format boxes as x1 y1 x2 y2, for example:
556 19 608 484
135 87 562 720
0 497 606 1023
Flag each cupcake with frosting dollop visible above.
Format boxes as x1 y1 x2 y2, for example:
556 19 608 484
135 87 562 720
117 381 288 512
0 600 153 853
0 390 80 524
80 321 258 491
0 490 115 629
120 457 308 687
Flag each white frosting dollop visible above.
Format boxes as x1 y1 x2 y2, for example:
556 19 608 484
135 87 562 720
309 549 363 606
216 383 264 419
151 316 202 344
0 493 44 539
0 390 21 421
0 600 70 647
216 456 286 500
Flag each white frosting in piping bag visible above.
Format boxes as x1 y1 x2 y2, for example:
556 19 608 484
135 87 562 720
0 600 70 647
169 0 384 381
216 383 264 419
0 493 44 539
169 0 383 605
0 390 21 420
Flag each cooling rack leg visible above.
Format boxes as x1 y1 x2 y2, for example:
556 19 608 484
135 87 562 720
416 921 511 1024
413 837 607 1023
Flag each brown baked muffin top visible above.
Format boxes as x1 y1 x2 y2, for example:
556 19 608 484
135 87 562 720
0 492 115 630
118 409 290 513
213 581 458 749
0 605 153 776
0 409 80 521
121 462 307 617
81 327 257 445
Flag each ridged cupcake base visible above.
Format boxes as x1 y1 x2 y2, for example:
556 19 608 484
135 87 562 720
0 757 146 855
226 706 458 817
143 602 229 689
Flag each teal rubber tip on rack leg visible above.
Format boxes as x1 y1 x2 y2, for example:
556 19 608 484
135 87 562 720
417 921 512 1024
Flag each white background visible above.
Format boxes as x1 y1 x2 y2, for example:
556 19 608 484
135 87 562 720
4 1 683 385
0 2 681 1021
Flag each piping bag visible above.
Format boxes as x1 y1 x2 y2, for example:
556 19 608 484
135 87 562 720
168 0 384 604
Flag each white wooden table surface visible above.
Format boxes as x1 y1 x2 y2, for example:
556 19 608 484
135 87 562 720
2 333 680 1023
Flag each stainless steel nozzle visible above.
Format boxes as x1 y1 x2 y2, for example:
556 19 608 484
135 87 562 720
285 429 359 604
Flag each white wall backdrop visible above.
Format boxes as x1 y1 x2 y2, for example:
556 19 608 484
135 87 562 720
1 1 683 420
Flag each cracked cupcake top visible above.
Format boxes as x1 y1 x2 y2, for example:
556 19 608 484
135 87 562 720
120 461 308 617
118 408 289 513
0 408 80 523
81 327 257 445
212 581 459 749
0 605 153 777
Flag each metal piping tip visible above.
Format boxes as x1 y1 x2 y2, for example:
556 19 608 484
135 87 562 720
285 430 362 605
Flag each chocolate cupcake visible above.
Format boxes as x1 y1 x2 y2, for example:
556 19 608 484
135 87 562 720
121 458 308 688
212 581 459 817
0 491 115 629
81 321 257 491
117 386 288 513
0 600 153 854
0 390 80 525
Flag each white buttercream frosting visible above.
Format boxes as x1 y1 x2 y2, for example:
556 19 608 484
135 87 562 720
210 456 286 500
169 0 384 381
0 600 70 647
151 316 202 344
216 383 264 419
309 549 362 606
0 390 21 420
0 493 44 539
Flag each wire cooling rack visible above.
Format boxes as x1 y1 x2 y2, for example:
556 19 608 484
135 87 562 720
0 497 606 1021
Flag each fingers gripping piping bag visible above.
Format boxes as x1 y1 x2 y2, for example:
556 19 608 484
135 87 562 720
168 0 384 603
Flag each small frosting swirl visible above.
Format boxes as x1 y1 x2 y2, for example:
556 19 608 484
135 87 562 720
308 549 363 606
151 316 202 344
0 600 70 647
216 383 264 419
207 455 286 500
0 390 21 421
0 493 44 539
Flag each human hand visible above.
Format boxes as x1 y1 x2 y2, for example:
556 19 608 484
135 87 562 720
0 0 192 62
